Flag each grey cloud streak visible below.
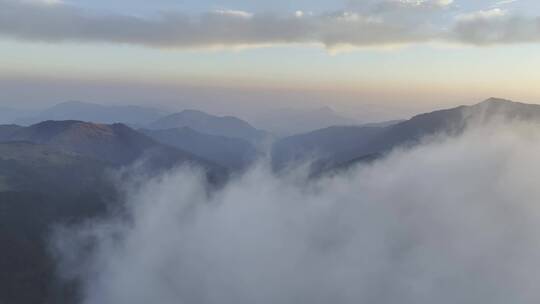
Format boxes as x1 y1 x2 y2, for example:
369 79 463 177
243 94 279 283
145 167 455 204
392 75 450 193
453 14 540 45
1 0 540 50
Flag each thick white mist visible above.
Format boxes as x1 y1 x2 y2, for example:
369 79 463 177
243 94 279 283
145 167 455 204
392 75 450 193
54 121 540 304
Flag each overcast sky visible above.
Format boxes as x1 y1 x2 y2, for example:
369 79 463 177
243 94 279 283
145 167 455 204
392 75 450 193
1 0 540 119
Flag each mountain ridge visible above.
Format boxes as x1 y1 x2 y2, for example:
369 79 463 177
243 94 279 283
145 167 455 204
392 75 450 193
141 127 258 170
272 98 540 172
148 109 268 142
15 101 167 126
0 120 228 179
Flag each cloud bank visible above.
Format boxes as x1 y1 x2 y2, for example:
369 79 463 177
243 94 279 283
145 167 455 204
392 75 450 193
53 120 540 304
1 0 539 50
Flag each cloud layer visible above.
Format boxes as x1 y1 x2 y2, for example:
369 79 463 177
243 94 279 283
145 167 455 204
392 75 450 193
53 120 540 304
1 0 539 50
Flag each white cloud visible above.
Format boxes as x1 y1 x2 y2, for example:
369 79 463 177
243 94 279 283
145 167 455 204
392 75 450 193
436 0 454 6
53 120 540 304
213 9 253 19
456 8 507 22
452 9 540 45
400 0 454 7
492 0 519 7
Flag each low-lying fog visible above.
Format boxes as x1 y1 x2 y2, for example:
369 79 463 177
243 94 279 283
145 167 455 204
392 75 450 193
53 120 540 304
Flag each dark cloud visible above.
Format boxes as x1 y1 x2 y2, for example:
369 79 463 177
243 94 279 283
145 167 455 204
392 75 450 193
452 10 540 45
0 0 539 49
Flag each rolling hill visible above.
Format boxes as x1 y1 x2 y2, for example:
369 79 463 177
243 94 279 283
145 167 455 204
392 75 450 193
148 110 268 143
1 121 199 166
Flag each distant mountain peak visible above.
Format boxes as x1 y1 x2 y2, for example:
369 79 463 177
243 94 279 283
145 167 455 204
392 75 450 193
178 109 208 115
148 109 266 142
171 110 209 119
272 98 540 174
16 101 167 126
477 97 516 106
174 110 246 123
316 106 335 113
0 120 229 176
33 120 81 127
56 100 86 106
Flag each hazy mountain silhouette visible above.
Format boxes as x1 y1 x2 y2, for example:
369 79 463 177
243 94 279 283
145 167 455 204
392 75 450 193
15 101 166 126
254 106 360 136
272 126 385 169
0 107 35 124
148 110 267 142
272 98 540 171
361 119 405 128
141 127 258 170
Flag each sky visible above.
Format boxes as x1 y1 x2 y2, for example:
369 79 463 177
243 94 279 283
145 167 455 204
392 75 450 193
1 0 540 119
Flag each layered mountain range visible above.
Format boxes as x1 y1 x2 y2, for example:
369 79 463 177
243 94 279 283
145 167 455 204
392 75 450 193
2 97 540 304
